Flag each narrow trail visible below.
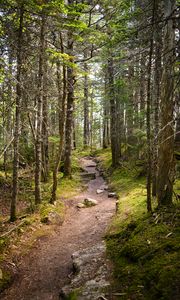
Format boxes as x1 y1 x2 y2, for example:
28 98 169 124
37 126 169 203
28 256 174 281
1 157 115 300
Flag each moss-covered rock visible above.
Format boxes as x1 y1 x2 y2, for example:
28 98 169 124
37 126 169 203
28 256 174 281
40 203 64 225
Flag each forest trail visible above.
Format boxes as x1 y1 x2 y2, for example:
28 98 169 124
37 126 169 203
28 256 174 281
1 157 115 300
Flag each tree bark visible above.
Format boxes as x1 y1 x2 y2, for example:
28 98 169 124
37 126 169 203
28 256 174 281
157 0 176 207
103 71 110 149
10 6 24 222
108 56 120 167
146 0 156 213
152 0 162 196
42 47 49 183
35 15 46 205
64 25 74 177
83 50 90 148
50 59 67 204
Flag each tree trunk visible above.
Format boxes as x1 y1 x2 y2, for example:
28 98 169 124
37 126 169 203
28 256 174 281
83 50 90 148
35 15 46 205
108 56 119 167
4 52 13 178
103 72 110 149
127 66 134 157
146 0 156 213
64 25 74 177
42 48 49 183
157 0 176 207
139 53 146 133
152 0 162 196
50 59 67 204
10 6 24 222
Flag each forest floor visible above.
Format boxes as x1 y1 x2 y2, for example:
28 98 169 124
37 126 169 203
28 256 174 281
1 157 115 300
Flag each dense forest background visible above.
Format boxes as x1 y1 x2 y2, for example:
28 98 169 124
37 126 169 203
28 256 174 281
0 0 179 220
0 0 180 299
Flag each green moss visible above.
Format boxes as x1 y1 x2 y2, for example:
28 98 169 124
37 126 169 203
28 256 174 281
106 208 180 299
65 289 80 300
56 175 82 199
0 270 12 293
95 149 180 299
0 237 9 253
40 202 64 223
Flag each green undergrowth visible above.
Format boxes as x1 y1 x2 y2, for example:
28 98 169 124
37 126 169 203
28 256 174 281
96 148 180 300
0 270 11 293
40 201 64 223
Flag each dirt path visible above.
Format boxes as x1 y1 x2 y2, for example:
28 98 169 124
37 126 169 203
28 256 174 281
1 158 115 300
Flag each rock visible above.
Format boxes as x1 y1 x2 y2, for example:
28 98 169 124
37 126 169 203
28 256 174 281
96 189 104 194
108 192 118 198
100 184 109 191
80 172 96 181
84 198 98 207
60 242 111 300
42 211 64 225
86 163 96 167
77 203 86 209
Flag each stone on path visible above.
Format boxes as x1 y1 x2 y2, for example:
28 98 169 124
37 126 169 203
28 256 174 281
77 203 86 209
80 172 96 181
100 184 109 191
96 189 104 194
60 242 110 300
108 192 118 199
86 163 96 167
84 198 98 207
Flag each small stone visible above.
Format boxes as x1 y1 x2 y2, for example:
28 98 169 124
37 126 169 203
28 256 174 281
100 185 109 191
77 203 86 209
108 192 118 198
96 189 104 194
84 198 98 207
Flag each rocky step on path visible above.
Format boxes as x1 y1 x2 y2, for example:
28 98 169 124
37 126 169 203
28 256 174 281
60 242 111 300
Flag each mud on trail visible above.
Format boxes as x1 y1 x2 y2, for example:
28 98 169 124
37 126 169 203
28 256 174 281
1 158 115 300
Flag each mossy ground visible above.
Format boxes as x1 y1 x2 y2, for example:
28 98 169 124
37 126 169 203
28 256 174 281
96 148 180 300
0 270 11 293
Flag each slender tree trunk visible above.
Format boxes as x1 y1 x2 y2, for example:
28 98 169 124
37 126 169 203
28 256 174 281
42 49 49 182
103 72 110 149
108 56 120 167
50 60 67 204
10 6 24 221
35 15 46 205
146 0 156 213
4 52 13 178
127 66 134 157
64 24 74 177
157 0 176 207
146 45 153 213
152 1 162 196
83 50 90 148
139 53 146 131
90 89 94 151
115 93 121 158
